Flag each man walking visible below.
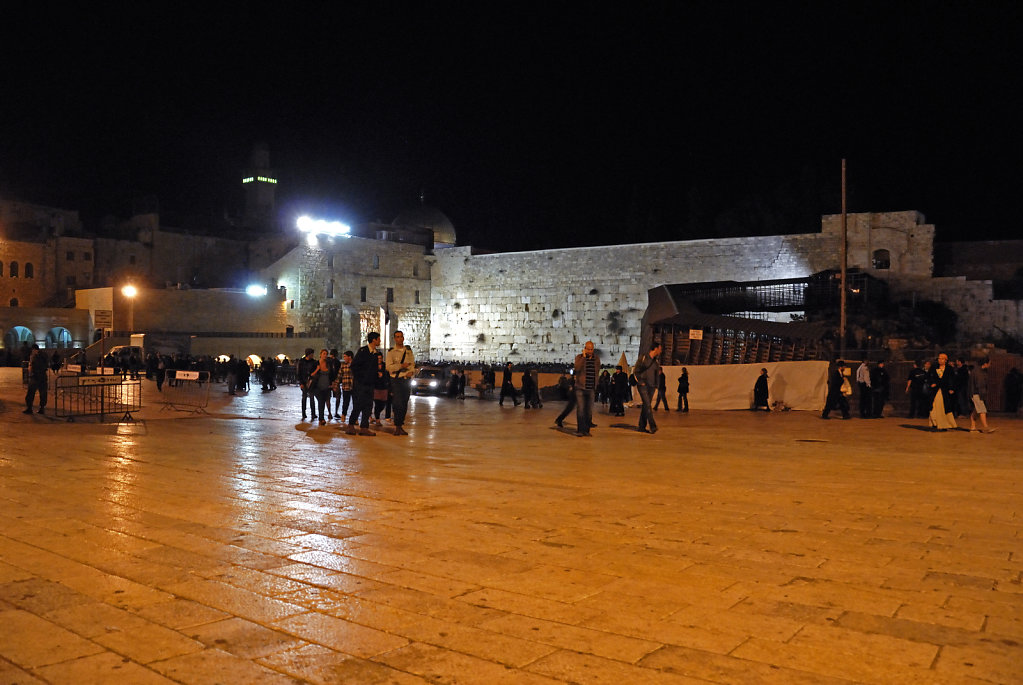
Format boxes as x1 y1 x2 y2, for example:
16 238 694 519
572 340 600 437
346 333 381 436
633 342 662 434
385 330 415 436
968 358 995 433
821 360 851 419
24 344 48 415
653 370 669 410
499 362 520 406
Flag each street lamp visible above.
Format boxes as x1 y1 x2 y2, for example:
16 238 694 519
122 285 137 334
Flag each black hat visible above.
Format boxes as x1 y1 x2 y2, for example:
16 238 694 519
304 348 314 356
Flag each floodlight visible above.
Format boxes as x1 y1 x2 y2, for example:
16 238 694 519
297 215 350 237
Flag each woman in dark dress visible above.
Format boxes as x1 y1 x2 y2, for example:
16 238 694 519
677 368 690 412
752 368 770 410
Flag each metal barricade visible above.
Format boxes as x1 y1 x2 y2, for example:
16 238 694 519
54 371 141 422
156 370 211 413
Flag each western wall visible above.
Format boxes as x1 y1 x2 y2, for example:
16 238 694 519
425 211 1014 364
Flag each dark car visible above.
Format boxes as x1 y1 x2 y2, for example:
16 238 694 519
411 367 446 395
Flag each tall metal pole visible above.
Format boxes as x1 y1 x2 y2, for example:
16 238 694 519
840 159 847 360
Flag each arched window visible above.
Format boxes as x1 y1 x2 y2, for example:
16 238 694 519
4 325 33 350
9 261 18 278
0 262 3 276
46 327 72 348
872 249 891 270
9 298 18 307
24 262 34 278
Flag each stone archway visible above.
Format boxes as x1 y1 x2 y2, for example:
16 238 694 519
3 325 35 361
46 327 73 348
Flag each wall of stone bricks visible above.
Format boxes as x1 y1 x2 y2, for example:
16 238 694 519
259 235 432 355
0 241 50 307
429 232 841 364
425 211 999 364
889 276 1023 341
820 211 935 277
114 288 290 335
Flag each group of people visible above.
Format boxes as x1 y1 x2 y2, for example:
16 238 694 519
914 353 994 432
552 340 675 436
822 354 995 432
295 331 416 437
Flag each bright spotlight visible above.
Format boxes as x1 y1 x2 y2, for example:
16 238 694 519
246 284 268 297
297 215 351 237
121 285 138 298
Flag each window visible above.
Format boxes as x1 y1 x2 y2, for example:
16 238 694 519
413 264 419 278
0 262 4 276
83 252 91 261
373 255 379 269
66 251 75 261
129 255 136 265
66 275 76 286
9 261 18 278
360 286 367 302
872 249 891 270
24 263 33 278
386 287 394 303
328 279 335 299
327 254 334 268
415 289 420 305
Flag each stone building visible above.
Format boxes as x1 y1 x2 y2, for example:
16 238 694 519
427 211 1021 363
3 186 1022 367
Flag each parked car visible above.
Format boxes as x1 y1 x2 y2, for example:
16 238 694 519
411 367 445 395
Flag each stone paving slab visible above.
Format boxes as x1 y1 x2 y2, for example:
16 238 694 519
1 368 1021 683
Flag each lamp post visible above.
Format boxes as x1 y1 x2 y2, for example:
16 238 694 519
122 285 137 334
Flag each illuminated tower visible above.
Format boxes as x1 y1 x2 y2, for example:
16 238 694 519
242 142 277 231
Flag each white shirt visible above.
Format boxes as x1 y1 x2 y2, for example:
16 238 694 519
386 345 416 379
856 363 871 387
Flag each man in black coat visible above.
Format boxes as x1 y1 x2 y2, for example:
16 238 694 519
905 359 928 418
346 332 381 435
821 361 851 419
296 348 318 421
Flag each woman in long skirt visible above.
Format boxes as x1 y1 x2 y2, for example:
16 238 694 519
926 353 958 431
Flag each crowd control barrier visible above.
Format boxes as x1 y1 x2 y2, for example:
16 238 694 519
156 370 211 413
54 369 141 422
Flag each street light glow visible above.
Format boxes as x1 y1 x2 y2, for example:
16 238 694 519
122 285 137 298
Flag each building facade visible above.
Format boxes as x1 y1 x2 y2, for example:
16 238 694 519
3 190 1022 366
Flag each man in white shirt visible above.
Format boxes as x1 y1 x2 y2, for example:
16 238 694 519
385 330 416 436
856 360 872 418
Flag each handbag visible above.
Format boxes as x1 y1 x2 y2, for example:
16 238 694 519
373 388 389 402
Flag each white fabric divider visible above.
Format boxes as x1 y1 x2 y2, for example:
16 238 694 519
662 361 829 411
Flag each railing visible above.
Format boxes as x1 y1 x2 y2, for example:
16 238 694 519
153 370 211 413
53 369 140 422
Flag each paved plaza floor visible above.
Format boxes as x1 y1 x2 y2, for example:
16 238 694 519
0 368 1021 684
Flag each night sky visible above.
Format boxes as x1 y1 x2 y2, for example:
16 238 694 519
2 4 1021 251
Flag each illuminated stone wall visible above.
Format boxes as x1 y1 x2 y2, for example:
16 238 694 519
0 241 50 307
260 235 432 356
428 212 943 364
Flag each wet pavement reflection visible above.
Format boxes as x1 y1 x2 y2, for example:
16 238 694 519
1 369 1021 683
